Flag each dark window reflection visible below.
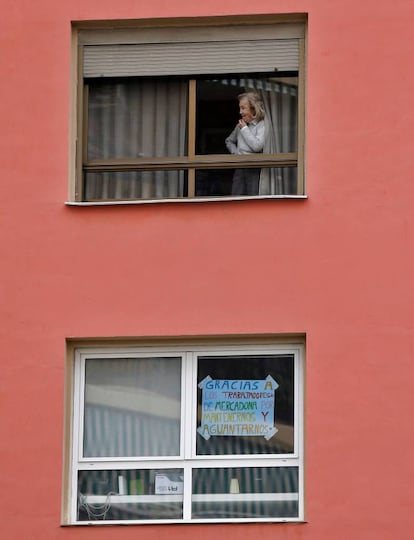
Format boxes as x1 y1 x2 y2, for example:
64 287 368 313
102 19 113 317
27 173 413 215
196 77 298 157
195 168 297 197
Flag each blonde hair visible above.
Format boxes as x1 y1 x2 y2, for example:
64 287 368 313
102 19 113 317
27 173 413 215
238 92 265 122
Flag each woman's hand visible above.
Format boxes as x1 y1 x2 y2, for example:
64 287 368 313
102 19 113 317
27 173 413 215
238 119 247 129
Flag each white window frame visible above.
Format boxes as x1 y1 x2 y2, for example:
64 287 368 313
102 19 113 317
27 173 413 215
69 343 304 524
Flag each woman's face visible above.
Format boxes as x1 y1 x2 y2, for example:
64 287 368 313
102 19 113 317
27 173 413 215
239 97 255 124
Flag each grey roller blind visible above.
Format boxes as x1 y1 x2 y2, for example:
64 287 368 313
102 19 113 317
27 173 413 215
83 38 299 78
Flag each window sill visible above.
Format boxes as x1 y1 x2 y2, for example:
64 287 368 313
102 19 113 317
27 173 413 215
65 518 306 526
65 195 308 206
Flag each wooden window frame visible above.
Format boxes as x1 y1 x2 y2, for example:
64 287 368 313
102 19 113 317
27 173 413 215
69 15 307 203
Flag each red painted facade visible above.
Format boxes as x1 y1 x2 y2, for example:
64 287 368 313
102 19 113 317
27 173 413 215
1 0 414 538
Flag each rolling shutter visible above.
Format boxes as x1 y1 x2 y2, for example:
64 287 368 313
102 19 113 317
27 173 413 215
83 38 299 77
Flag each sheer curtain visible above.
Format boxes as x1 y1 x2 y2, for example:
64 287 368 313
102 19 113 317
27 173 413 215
86 80 188 200
248 79 298 195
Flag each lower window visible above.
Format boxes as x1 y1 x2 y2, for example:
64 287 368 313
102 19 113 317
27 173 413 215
70 344 304 524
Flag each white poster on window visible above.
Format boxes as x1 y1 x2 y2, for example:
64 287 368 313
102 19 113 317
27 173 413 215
197 375 279 441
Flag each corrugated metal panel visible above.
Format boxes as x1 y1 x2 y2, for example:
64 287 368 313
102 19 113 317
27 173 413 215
83 39 299 78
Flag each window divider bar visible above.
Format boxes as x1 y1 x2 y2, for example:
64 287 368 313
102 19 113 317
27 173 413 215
297 38 306 195
82 85 89 165
187 80 196 197
183 352 194 459
188 169 196 198
188 80 196 159
75 45 85 202
84 153 298 172
183 464 192 520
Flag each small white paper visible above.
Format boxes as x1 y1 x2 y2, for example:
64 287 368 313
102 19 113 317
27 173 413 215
155 474 183 495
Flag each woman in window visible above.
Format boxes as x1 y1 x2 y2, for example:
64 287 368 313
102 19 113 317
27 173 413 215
225 92 265 195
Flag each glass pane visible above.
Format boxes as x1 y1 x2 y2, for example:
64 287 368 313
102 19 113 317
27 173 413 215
196 77 298 156
195 167 298 197
78 469 183 521
87 79 188 159
84 170 187 201
192 467 298 519
83 357 181 457
197 355 294 455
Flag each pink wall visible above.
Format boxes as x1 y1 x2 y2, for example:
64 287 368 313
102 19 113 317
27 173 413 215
1 0 414 539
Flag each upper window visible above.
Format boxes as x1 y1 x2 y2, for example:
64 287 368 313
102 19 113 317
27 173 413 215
72 19 306 202
68 343 304 524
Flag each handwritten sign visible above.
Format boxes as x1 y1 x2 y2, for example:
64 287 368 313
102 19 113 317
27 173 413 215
197 375 279 441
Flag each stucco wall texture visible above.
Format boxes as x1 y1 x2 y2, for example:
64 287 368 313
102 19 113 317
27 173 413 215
1 1 414 539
